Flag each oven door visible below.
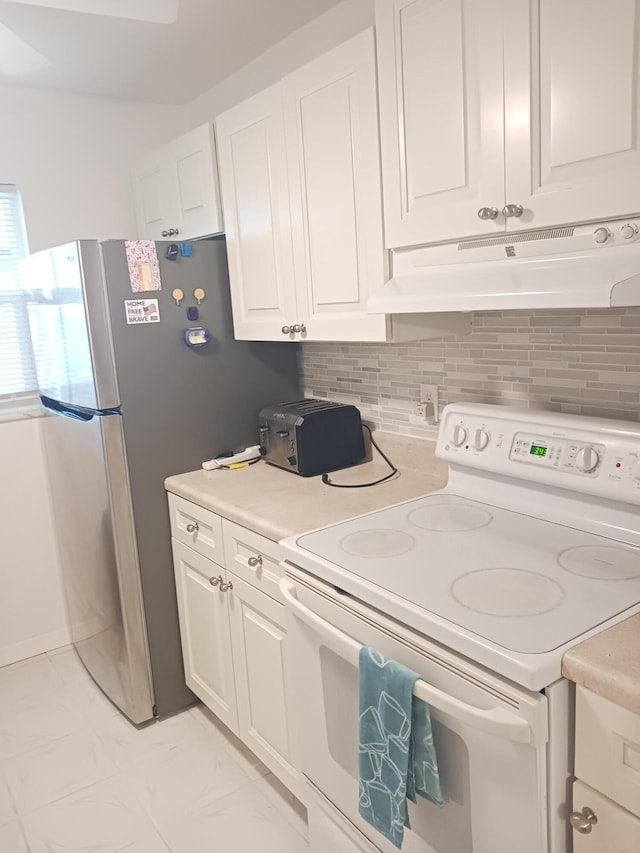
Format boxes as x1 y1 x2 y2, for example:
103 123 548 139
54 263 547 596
282 569 555 853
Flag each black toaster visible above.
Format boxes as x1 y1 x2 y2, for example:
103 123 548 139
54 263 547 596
258 399 366 476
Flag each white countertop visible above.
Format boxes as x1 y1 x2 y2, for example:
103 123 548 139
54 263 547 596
165 432 448 542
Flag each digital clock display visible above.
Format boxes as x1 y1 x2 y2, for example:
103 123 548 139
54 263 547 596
530 444 548 457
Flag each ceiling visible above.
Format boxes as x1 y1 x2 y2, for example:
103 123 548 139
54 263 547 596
0 0 343 103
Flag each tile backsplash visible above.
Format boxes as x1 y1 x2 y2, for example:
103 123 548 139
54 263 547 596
299 308 640 438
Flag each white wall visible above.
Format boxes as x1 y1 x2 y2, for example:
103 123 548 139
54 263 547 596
187 0 373 122
0 85 188 252
0 416 71 666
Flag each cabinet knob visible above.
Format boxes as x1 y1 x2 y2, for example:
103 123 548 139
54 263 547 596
281 325 292 335
209 575 221 586
477 206 499 220
502 204 523 218
186 522 199 533
247 555 263 568
161 228 180 237
569 807 597 834
219 579 233 592
292 323 307 334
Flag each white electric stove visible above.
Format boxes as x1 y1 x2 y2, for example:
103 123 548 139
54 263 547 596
281 403 640 691
279 404 640 853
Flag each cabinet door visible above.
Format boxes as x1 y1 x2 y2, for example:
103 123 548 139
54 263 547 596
132 154 179 241
375 0 505 248
282 29 389 342
572 780 640 852
172 540 238 735
505 0 640 231
228 574 303 800
216 85 298 341
165 124 223 240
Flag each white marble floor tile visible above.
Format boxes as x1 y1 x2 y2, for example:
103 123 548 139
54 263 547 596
0 694 90 761
190 703 270 781
21 776 158 853
119 834 171 852
124 736 253 828
3 729 119 815
160 781 309 853
95 707 205 770
0 655 63 715
0 820 28 853
0 775 16 826
255 773 309 840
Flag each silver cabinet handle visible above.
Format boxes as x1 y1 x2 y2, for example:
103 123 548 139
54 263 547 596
281 325 292 335
186 522 199 533
248 555 263 568
292 324 307 334
161 228 180 237
502 204 523 218
209 575 221 586
219 578 233 592
569 807 597 834
477 207 499 220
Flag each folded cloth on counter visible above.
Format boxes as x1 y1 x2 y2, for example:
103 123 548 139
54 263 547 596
358 647 443 849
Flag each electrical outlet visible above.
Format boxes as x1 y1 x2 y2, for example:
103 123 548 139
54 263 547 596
419 384 440 423
414 401 433 420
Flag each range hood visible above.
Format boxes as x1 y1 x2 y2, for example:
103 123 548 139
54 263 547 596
368 228 640 314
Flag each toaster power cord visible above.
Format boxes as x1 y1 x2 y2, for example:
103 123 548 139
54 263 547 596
321 424 399 488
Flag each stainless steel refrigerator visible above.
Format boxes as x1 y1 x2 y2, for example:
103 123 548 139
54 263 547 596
25 238 299 724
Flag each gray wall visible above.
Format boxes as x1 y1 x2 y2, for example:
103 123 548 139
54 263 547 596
299 308 640 438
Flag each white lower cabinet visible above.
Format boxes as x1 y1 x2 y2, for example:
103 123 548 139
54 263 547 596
571 686 640 851
172 539 238 734
229 575 301 797
572 780 640 853
168 494 303 801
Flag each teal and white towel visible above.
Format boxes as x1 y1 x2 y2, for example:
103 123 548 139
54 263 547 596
358 647 443 849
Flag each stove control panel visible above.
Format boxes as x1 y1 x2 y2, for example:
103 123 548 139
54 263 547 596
509 433 605 476
437 403 640 506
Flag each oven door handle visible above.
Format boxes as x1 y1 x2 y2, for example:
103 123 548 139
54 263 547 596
280 577 533 745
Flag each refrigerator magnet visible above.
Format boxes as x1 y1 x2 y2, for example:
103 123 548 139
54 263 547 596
125 298 160 324
125 241 162 292
184 326 210 347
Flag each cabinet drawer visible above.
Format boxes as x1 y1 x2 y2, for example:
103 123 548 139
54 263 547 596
571 780 640 853
222 520 283 602
168 493 225 565
575 686 640 819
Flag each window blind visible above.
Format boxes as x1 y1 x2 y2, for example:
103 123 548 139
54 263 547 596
0 185 36 397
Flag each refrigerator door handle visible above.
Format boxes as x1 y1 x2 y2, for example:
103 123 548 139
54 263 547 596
41 396 95 422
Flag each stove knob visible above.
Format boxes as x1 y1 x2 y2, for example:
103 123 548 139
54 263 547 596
620 222 639 240
593 226 612 245
452 425 468 447
575 445 601 474
474 429 490 451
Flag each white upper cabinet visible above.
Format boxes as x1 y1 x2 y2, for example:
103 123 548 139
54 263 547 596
282 29 390 341
376 0 505 247
505 0 640 231
132 123 223 241
377 0 640 248
215 85 298 340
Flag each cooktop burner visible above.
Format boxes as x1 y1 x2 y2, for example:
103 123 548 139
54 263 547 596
340 529 416 558
294 494 640 655
558 545 640 580
451 568 565 617
408 502 493 532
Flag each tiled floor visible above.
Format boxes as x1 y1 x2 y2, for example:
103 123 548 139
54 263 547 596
0 648 309 852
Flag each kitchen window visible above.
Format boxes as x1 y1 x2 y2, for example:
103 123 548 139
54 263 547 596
0 184 37 400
